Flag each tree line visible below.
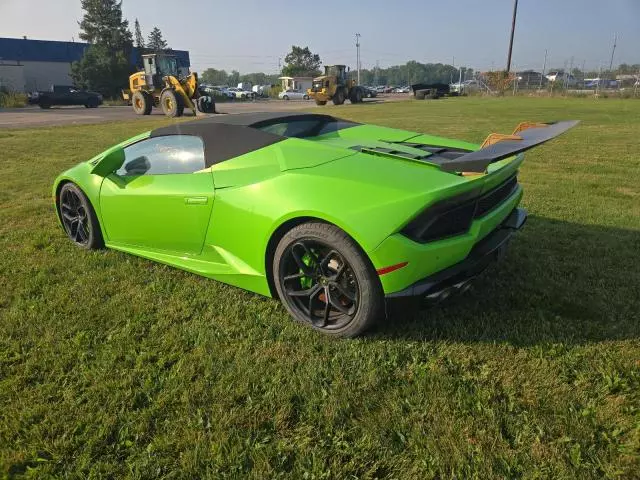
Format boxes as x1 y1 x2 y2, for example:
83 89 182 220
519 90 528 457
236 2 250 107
201 46 474 88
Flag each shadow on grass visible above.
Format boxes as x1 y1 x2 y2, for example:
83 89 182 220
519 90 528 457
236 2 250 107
375 215 640 345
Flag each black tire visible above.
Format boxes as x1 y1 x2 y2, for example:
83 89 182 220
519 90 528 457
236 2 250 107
132 91 152 115
303 94 310 100
87 97 99 108
58 182 104 250
160 89 184 117
197 95 216 114
332 89 345 105
273 222 383 337
282 95 289 100
315 99 327 106
415 89 429 100
39 100 51 109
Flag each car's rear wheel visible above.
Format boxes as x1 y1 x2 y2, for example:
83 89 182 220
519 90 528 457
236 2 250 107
273 222 383 337
303 94 310 100
282 95 289 100
58 183 103 250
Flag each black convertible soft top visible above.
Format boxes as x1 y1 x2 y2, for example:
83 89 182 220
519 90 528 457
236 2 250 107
150 112 357 167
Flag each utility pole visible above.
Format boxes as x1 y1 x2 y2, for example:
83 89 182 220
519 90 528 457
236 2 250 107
506 0 518 72
374 59 379 86
604 33 617 88
539 49 547 89
277 57 281 74
608 33 617 73
567 56 574 93
355 33 361 85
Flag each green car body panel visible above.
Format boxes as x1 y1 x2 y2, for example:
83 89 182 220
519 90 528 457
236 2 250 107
53 113 575 298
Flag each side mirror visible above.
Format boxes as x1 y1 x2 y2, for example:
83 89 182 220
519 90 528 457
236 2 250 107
91 148 125 177
123 156 150 175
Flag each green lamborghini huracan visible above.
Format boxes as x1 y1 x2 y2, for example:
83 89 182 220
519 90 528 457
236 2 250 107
53 112 577 336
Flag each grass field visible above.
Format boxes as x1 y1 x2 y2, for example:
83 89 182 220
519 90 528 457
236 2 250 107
1 97 639 479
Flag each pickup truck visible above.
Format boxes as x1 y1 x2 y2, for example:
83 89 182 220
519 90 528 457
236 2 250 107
28 85 103 109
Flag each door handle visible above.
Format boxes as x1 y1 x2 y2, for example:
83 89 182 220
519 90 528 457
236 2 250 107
184 196 208 205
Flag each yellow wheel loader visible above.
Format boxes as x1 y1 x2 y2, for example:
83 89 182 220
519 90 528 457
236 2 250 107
122 53 216 117
307 65 365 106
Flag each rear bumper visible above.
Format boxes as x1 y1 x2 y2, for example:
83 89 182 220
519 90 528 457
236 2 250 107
386 207 527 299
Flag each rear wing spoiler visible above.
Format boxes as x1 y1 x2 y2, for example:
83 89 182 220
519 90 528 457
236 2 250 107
438 120 579 173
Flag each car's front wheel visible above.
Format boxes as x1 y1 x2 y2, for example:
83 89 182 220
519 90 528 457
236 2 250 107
273 222 383 337
58 182 103 249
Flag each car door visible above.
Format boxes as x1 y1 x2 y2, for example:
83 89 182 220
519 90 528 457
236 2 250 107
99 134 215 255
70 89 87 105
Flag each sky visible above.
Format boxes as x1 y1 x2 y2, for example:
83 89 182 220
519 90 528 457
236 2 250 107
1 0 639 74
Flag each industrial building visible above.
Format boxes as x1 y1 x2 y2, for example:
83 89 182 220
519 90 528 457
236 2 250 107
0 37 190 92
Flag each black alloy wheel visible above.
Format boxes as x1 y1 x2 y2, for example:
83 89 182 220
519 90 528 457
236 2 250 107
281 240 358 330
273 222 383 337
58 183 103 249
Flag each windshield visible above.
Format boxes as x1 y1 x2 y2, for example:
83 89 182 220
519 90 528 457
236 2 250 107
156 56 178 76
324 66 343 77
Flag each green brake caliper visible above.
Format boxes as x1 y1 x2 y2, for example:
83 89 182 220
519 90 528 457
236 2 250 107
300 252 314 289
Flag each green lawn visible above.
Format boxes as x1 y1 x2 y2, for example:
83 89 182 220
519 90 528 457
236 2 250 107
1 97 639 479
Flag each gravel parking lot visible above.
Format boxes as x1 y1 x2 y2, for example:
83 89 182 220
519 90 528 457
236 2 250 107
0 96 402 129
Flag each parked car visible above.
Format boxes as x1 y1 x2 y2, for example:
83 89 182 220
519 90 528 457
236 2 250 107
362 86 378 98
28 85 103 109
393 87 410 93
252 84 271 97
279 89 310 100
200 85 234 100
51 112 577 336
450 79 480 95
546 71 577 87
227 87 254 99
375 86 386 94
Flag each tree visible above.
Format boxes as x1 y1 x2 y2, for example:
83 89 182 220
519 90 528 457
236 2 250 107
71 44 131 96
147 27 168 52
72 0 133 97
201 68 229 85
227 70 240 87
134 18 144 48
484 70 515 94
282 46 321 77
78 0 132 51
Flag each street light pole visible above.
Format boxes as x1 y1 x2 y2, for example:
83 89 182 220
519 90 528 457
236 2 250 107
506 0 518 72
355 33 361 85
